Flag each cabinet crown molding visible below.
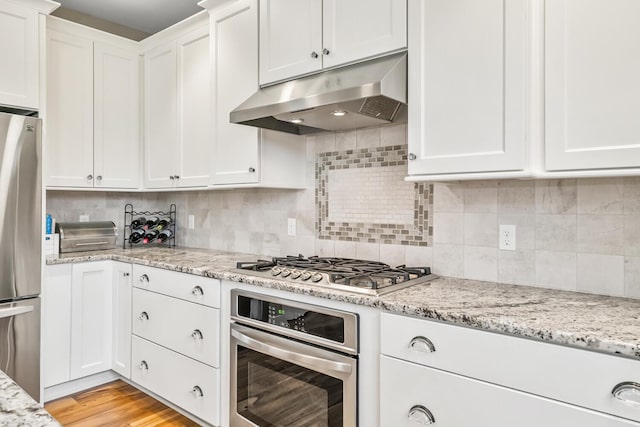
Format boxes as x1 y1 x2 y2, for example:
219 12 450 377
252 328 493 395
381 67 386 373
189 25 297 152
197 0 238 11
4 0 60 14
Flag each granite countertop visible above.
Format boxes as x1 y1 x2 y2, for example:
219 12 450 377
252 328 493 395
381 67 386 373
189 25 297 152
0 371 60 426
47 246 640 360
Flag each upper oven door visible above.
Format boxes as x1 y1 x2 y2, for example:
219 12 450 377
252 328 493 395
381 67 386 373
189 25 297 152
230 323 357 427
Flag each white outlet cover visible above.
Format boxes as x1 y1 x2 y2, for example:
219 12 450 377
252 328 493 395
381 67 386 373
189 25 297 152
287 218 296 236
499 224 516 251
79 215 90 222
188 214 195 229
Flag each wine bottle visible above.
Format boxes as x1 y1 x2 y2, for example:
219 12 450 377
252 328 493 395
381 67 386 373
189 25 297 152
145 216 159 229
143 229 159 244
130 216 146 230
156 216 172 230
157 229 173 243
129 228 145 244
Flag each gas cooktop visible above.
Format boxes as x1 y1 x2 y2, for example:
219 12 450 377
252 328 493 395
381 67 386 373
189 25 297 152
234 255 436 296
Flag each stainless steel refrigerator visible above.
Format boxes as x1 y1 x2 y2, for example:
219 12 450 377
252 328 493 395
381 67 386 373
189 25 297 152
0 110 42 401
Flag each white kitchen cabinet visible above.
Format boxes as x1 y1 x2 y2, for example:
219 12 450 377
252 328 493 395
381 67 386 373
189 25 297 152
259 0 406 85
70 261 113 379
380 356 640 427
406 0 529 178
206 0 306 187
0 0 54 109
545 0 640 172
43 264 72 388
143 23 210 189
46 18 140 189
111 262 132 379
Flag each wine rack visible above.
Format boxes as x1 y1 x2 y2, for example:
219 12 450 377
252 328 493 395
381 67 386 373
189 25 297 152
123 203 176 248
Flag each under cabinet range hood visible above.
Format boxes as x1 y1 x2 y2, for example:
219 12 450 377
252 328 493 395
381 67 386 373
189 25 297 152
230 53 407 135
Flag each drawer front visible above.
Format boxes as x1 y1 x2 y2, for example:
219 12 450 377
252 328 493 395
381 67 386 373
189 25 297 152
133 288 219 367
132 336 219 426
381 312 640 422
380 356 640 427
133 265 220 308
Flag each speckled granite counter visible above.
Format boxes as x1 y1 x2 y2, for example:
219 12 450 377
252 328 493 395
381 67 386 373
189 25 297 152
47 246 640 360
0 371 60 426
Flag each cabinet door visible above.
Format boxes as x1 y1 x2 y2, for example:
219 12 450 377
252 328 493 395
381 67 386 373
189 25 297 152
176 25 210 188
210 0 260 185
112 262 131 379
46 29 94 187
0 0 39 109
407 0 527 176
70 261 113 379
259 0 322 85
144 42 177 189
43 264 72 388
545 0 640 171
94 43 140 189
322 0 406 69
380 356 639 427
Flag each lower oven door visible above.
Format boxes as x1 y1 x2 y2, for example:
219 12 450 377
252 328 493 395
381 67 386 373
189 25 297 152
230 323 357 427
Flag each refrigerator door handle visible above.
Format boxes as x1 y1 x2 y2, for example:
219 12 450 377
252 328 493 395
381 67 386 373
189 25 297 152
0 305 34 319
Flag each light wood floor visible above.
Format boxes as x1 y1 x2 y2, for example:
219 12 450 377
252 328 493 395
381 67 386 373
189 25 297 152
45 380 200 427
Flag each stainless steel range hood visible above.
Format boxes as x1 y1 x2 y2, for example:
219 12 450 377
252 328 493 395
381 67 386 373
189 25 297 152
230 53 407 135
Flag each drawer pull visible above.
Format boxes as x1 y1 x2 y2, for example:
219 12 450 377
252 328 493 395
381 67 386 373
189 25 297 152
139 360 149 371
139 274 149 284
409 336 436 353
408 405 435 424
138 311 149 321
612 382 640 405
191 329 204 341
192 385 204 398
191 285 204 297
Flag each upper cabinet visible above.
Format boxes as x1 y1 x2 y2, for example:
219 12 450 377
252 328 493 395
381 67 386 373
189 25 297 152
407 0 529 179
143 21 210 189
0 0 58 110
259 0 407 85
46 18 140 189
545 0 640 172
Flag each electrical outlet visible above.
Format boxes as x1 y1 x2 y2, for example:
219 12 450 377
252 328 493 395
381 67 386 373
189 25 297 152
188 214 195 229
499 225 516 251
287 218 296 236
79 215 89 222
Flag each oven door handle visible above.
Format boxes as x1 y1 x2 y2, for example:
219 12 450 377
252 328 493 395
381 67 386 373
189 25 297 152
231 326 353 375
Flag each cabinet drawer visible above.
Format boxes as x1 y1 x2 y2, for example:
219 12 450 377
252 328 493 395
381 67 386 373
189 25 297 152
381 356 639 427
132 265 220 308
381 313 640 422
132 288 219 367
132 336 219 426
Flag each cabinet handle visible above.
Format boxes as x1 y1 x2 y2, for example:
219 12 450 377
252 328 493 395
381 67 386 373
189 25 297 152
409 336 436 353
322 48 330 55
96 175 102 182
191 385 204 398
123 272 130 277
311 51 319 59
87 174 93 181
408 405 435 425
612 382 640 405
138 311 149 321
248 167 256 173
139 360 149 371
408 153 417 161
139 274 149 284
170 175 175 180
191 329 204 341
191 285 204 297
174 175 180 179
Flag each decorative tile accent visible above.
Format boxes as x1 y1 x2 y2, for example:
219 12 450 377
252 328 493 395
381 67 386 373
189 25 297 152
316 145 433 246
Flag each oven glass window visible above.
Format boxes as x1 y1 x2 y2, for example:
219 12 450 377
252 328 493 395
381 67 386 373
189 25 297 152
237 346 344 426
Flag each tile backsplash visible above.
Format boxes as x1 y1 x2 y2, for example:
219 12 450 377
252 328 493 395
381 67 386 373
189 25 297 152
46 123 640 299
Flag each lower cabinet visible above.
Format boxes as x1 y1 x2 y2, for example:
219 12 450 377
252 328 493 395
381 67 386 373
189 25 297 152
112 262 132 378
380 356 640 427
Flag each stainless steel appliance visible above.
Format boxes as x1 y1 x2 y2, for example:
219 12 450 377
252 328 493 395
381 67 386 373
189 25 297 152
56 221 117 253
235 255 435 296
230 290 358 426
0 110 42 401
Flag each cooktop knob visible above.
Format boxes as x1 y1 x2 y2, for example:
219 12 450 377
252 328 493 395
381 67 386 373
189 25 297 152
290 269 302 279
281 268 292 277
311 273 323 283
301 271 312 281
271 267 282 276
